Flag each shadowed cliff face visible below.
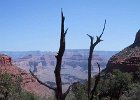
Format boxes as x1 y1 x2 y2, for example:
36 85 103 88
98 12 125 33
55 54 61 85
0 54 52 98
106 30 140 72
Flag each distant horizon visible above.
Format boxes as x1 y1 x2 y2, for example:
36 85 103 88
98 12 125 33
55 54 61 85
0 49 119 52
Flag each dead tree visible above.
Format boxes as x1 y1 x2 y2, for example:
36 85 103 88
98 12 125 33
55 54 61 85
90 63 101 100
87 20 106 100
54 9 68 100
30 10 72 100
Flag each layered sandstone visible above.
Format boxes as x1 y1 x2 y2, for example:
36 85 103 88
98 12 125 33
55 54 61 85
0 54 52 98
106 30 140 72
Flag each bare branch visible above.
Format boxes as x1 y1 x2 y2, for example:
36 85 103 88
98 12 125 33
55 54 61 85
55 55 58 59
62 81 79 100
95 19 106 44
97 62 101 74
62 84 72 100
94 20 106 46
29 69 56 91
96 36 103 43
87 34 94 45
99 19 106 38
64 28 68 36
87 34 93 40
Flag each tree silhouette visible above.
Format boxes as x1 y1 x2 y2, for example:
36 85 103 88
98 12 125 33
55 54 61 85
30 10 72 100
87 20 106 100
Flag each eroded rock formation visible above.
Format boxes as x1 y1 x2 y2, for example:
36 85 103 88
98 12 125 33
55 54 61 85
0 54 12 65
0 54 52 98
106 29 140 72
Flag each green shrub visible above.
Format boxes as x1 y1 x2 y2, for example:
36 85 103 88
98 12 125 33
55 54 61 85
0 72 39 100
20 91 39 100
97 69 132 99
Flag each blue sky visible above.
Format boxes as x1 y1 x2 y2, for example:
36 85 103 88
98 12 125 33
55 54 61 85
0 0 140 51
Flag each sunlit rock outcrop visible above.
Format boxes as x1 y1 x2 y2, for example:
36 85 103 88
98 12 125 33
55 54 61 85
0 54 52 98
106 29 140 72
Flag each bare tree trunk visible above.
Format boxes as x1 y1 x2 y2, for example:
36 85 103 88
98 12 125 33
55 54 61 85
87 35 94 99
54 10 68 100
30 10 72 100
87 20 106 100
90 63 101 100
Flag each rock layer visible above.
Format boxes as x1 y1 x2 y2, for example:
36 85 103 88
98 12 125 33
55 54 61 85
0 54 52 98
106 30 140 72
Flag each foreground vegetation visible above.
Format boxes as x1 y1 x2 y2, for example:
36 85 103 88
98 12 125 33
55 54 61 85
2 69 140 100
66 69 140 100
0 73 39 100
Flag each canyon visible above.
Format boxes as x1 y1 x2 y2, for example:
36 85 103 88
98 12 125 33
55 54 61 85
1 50 117 86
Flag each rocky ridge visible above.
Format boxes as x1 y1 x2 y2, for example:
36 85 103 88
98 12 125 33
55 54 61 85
0 54 52 98
106 29 140 72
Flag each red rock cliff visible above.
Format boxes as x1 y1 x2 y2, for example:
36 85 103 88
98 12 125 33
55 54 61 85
0 54 52 98
106 30 140 72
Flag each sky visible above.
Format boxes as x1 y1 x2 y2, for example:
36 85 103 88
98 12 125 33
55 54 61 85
0 0 140 51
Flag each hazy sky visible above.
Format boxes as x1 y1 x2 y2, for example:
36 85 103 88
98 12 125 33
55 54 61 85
0 0 140 51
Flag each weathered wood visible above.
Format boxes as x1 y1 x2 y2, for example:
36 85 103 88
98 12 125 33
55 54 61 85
87 20 106 100
54 10 68 100
30 10 72 100
30 70 56 91
90 63 101 100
